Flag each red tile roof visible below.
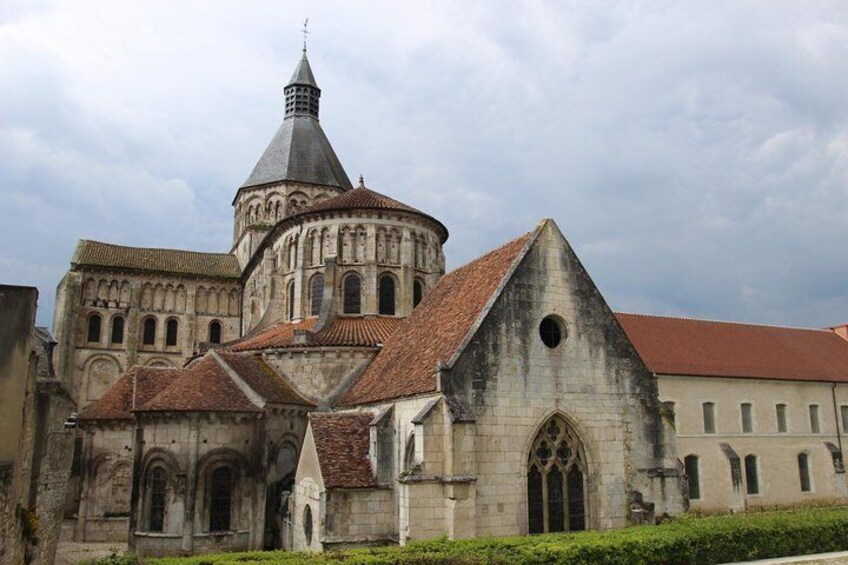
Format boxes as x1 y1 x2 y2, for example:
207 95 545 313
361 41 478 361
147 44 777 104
341 230 535 405
616 313 848 382
138 355 260 413
310 412 376 488
73 240 240 279
229 316 402 352
81 366 180 421
215 351 313 406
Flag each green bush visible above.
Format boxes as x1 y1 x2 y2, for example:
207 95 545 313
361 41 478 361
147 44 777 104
97 506 848 565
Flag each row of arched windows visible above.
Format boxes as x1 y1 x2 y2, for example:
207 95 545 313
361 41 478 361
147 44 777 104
684 451 813 501
86 315 222 346
282 273 426 320
87 314 125 344
144 462 235 533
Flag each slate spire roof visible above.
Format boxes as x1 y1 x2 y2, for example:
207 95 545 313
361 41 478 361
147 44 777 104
240 51 352 191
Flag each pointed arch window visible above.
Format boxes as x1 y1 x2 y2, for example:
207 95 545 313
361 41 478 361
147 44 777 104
87 314 102 343
142 317 156 346
165 319 178 347
209 466 233 532
343 273 362 314
148 467 166 532
110 316 125 344
208 321 222 344
310 274 324 316
378 274 396 315
527 415 587 534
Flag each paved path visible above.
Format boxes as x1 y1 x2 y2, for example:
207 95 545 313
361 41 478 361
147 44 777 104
54 541 128 565
723 552 848 565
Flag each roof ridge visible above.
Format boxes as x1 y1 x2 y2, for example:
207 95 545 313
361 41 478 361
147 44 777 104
78 239 235 257
615 311 834 333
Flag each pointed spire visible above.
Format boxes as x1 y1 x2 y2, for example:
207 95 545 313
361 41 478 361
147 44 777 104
284 51 320 119
287 50 319 89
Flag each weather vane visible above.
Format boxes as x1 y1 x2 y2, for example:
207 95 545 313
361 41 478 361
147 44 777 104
301 18 310 52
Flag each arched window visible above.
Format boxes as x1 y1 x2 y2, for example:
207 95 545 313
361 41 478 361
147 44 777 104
208 321 222 344
343 273 362 314
413 279 424 308
744 454 759 495
287 281 296 320
209 466 233 532
310 274 324 316
527 415 587 534
165 319 178 347
684 455 700 500
303 504 313 546
87 314 102 343
148 467 166 532
110 316 125 344
378 274 396 315
142 318 156 346
798 453 811 492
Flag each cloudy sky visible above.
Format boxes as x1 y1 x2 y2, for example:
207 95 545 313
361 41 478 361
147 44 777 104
1 1 847 328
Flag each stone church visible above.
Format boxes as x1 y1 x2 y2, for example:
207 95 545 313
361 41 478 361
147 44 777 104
54 49 848 557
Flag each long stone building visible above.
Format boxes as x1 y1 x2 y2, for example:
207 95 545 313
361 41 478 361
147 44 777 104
49 48 848 557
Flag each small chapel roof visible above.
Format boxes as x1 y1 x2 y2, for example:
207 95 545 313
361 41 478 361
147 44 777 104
81 366 180 421
229 316 402 352
309 412 377 489
72 240 240 279
136 352 312 413
616 313 848 383
340 228 536 406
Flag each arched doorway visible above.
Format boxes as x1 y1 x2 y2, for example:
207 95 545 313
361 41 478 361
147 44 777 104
527 414 587 533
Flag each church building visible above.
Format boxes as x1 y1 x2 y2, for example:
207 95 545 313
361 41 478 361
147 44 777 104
54 49 848 557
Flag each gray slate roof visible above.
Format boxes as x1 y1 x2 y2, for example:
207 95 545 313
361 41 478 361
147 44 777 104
240 115 353 190
288 51 318 87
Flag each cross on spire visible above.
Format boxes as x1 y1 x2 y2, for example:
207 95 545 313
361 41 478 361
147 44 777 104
301 18 310 52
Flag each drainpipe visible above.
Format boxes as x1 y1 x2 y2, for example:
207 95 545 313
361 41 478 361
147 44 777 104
832 383 843 457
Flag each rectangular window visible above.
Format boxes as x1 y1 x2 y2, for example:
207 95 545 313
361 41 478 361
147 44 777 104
702 402 716 434
744 455 759 495
798 453 811 492
841 405 848 434
776 404 787 433
741 403 753 433
809 405 821 434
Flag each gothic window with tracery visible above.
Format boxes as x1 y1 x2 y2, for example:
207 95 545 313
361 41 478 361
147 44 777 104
527 415 587 534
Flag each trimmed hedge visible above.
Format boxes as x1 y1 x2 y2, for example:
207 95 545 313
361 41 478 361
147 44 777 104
118 507 848 565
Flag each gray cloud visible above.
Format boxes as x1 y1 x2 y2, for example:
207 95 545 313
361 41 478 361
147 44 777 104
1 1 846 328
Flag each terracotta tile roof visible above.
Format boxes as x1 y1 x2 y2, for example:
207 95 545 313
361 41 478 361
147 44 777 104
215 351 314 406
229 316 402 352
341 230 535 406
310 412 376 488
138 355 260 413
81 366 180 421
616 313 848 383
73 240 241 279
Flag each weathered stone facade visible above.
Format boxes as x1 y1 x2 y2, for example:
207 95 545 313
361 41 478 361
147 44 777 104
50 47 848 559
1 286 76 565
